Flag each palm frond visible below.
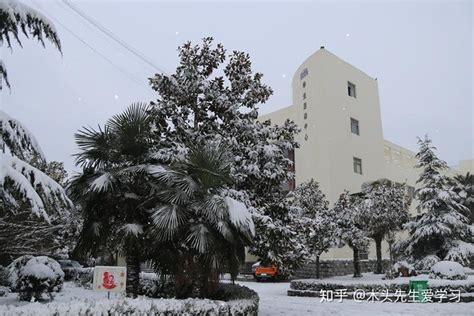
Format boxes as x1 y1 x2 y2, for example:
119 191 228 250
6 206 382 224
186 223 213 253
151 205 188 241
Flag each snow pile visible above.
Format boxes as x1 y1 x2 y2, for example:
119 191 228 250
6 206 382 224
430 261 467 280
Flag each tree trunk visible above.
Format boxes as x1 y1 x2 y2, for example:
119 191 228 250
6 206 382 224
374 235 383 274
353 247 361 278
315 255 320 279
126 255 141 297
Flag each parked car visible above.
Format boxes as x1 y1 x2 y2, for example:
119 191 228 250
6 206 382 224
254 262 280 282
57 259 83 281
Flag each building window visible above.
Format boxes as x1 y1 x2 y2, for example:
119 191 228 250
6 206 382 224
353 157 362 174
351 118 360 135
348 81 356 98
407 186 415 199
303 102 307 109
304 134 308 141
302 81 306 88
300 68 308 80
304 123 308 129
304 113 307 119
303 92 307 100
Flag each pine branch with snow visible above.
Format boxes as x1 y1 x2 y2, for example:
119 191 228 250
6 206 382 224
395 136 473 266
0 0 61 90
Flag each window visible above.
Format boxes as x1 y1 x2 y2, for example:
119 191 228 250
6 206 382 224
304 123 308 129
304 134 308 141
407 186 415 199
351 118 359 135
303 92 307 100
303 102 307 109
359 250 369 260
302 81 306 88
353 157 362 174
300 68 308 80
348 81 356 98
304 113 307 119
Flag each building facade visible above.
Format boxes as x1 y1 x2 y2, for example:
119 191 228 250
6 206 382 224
259 47 473 260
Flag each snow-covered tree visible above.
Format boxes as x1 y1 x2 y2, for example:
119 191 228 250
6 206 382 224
333 191 369 277
149 142 254 298
148 38 302 273
358 179 410 274
45 161 68 187
395 136 473 266
450 172 474 224
0 0 61 89
292 179 335 278
1 111 74 264
69 103 158 297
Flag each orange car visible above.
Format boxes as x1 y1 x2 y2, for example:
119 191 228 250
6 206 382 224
254 263 279 282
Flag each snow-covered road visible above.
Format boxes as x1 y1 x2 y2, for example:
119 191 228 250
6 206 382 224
238 281 474 316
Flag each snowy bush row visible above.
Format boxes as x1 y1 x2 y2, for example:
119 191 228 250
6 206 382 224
1 284 259 316
290 276 474 293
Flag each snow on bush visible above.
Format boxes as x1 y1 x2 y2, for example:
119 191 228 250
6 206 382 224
0 283 259 315
291 273 474 293
73 267 94 289
14 256 64 301
430 261 467 280
414 255 441 271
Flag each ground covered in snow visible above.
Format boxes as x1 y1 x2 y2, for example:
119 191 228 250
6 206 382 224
238 280 474 316
1 280 474 315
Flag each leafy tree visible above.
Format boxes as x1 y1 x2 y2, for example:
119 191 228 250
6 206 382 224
148 37 301 273
148 142 254 298
69 103 158 297
45 161 68 187
333 191 369 277
292 179 334 278
395 136 473 265
0 0 61 89
358 179 410 274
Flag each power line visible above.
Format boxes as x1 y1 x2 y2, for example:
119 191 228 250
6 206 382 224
32 2 150 93
61 0 168 75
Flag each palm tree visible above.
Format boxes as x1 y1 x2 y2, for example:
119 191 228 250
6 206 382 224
68 103 158 297
148 142 255 298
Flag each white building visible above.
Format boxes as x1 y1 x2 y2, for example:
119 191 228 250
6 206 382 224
259 47 473 260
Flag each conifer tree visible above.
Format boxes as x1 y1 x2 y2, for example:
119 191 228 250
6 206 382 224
396 136 473 266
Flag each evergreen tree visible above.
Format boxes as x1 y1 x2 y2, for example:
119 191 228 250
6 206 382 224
148 38 302 273
359 179 410 274
396 136 473 265
333 191 369 277
0 0 61 89
450 172 474 224
292 179 334 278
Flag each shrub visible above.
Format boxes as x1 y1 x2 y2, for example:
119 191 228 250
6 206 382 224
138 272 175 298
414 255 440 271
73 267 94 289
7 255 34 289
16 256 64 301
430 261 467 280
0 265 9 287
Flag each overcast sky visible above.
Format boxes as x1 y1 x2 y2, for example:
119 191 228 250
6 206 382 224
1 0 472 173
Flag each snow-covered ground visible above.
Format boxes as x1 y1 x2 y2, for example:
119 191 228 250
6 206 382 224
238 281 474 316
1 281 473 315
